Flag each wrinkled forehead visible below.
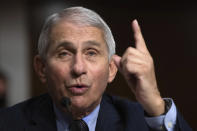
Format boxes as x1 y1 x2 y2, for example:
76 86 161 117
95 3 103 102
51 19 106 42
50 20 103 39
51 17 105 33
48 20 109 53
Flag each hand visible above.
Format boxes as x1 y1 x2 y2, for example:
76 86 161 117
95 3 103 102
113 20 165 116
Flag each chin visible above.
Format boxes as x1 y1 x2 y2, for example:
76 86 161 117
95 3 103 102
71 98 97 111
71 97 89 109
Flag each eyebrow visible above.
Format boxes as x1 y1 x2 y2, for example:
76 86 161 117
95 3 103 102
55 40 102 51
83 41 102 48
55 41 76 52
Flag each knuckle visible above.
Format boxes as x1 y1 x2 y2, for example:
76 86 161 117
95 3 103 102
126 47 134 53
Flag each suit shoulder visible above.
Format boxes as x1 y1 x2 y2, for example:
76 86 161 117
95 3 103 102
0 93 51 121
0 94 52 130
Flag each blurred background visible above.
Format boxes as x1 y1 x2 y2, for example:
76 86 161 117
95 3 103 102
0 0 196 130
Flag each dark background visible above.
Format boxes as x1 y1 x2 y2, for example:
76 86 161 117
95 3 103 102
4 0 197 130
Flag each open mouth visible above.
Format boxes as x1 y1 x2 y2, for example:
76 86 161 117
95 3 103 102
75 86 84 88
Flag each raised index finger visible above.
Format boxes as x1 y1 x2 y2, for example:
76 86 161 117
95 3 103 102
132 19 148 53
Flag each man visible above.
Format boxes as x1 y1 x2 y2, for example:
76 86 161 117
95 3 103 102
0 6 192 131
0 70 7 108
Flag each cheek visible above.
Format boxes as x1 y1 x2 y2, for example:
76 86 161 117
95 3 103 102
90 64 109 91
94 68 109 82
46 63 69 93
76 64 109 108
47 66 63 83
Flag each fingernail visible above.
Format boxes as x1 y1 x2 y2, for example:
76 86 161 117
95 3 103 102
133 19 138 25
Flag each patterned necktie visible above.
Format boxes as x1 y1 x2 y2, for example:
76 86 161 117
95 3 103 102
69 119 89 131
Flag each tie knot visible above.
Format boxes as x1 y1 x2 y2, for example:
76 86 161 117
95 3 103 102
69 119 89 131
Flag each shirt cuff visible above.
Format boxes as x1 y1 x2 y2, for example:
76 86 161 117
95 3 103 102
144 98 177 131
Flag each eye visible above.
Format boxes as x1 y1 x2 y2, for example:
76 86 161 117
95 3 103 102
86 49 97 56
58 51 70 58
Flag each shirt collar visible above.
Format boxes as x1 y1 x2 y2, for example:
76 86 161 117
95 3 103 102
53 103 100 131
82 104 100 131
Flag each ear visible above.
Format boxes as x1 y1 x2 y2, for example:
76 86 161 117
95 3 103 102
34 55 47 83
108 56 118 83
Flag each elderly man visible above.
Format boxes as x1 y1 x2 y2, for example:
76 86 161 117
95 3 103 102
0 6 192 131
0 70 7 108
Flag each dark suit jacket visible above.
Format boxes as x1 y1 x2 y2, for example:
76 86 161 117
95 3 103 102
0 93 192 131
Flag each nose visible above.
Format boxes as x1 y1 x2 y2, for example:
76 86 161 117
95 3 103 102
71 53 86 77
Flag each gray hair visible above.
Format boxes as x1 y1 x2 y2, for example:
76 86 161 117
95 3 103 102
38 6 116 59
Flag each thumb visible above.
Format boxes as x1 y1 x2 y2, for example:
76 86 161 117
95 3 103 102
112 55 121 69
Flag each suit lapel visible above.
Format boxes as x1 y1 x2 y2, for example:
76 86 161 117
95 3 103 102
95 94 124 131
24 94 57 131
99 94 150 131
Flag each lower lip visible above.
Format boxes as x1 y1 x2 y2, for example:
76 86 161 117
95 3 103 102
68 87 89 95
